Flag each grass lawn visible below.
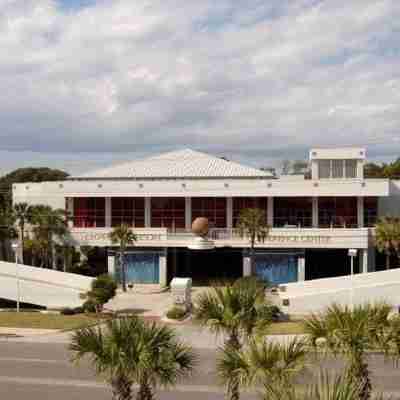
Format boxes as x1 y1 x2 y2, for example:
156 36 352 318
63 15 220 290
266 321 306 335
0 312 105 330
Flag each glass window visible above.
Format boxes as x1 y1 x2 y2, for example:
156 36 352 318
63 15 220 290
73 197 105 228
274 197 312 228
151 198 185 230
332 160 344 178
345 160 357 178
232 198 268 227
192 197 227 228
318 197 357 228
111 198 145 227
318 160 331 179
364 197 378 227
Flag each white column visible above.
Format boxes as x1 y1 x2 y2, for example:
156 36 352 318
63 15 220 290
105 197 111 228
267 197 274 227
159 250 167 287
145 198 151 227
108 255 115 276
226 197 233 229
185 197 192 230
357 160 364 179
357 197 364 228
243 255 252 277
67 197 74 228
312 197 319 228
360 248 368 273
297 256 305 281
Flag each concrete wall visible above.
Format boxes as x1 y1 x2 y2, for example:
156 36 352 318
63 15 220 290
278 268 400 315
0 261 93 308
379 180 400 217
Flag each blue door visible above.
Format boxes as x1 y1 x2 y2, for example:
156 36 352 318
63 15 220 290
254 253 298 285
117 253 160 284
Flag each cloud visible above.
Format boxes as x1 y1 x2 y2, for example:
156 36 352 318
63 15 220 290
0 0 399 174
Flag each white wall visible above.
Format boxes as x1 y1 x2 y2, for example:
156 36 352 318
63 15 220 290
278 268 400 315
379 180 400 217
0 261 93 308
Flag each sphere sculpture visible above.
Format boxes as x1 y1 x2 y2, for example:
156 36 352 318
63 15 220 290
191 217 209 237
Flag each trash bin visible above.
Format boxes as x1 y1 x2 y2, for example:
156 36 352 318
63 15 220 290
170 278 192 310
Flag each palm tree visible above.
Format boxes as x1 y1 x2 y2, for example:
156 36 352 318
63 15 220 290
30 205 68 269
70 317 196 400
265 371 362 400
217 337 306 400
237 208 269 274
13 202 34 264
194 277 273 400
109 224 137 292
132 319 196 400
304 303 392 400
0 204 17 262
375 217 400 269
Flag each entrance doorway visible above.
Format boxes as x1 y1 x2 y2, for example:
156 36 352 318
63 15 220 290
168 247 243 285
305 249 359 280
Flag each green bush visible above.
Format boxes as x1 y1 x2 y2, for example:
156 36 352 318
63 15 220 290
60 307 76 316
83 299 97 313
84 274 117 312
166 306 187 320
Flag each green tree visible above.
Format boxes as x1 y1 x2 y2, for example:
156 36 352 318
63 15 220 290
237 208 269 274
13 202 35 264
0 204 17 261
194 277 273 400
109 224 137 292
28 205 68 269
218 338 306 399
70 317 196 400
375 217 400 269
304 303 391 400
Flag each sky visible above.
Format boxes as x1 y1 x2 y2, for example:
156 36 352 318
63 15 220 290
0 0 399 176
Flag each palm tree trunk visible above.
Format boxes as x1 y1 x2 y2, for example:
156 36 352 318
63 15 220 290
386 253 391 270
20 223 24 265
226 332 241 400
111 374 132 400
121 250 127 292
137 378 153 400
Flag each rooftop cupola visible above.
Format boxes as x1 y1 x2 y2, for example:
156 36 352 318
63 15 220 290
309 148 366 180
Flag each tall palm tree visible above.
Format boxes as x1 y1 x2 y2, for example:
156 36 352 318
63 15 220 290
217 337 306 400
109 224 137 292
237 208 269 274
375 217 400 269
70 317 196 400
0 204 17 262
13 202 34 264
304 303 392 400
30 205 67 269
194 277 273 400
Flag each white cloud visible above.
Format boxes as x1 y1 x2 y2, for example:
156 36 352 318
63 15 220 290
0 0 399 174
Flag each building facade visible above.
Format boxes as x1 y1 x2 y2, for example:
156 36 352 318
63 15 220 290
13 148 400 286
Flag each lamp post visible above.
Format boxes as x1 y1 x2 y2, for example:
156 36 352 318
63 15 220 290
348 248 358 311
11 241 20 313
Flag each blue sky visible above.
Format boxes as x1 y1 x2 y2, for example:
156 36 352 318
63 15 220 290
0 0 399 175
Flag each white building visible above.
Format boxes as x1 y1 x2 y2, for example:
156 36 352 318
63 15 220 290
13 147 400 287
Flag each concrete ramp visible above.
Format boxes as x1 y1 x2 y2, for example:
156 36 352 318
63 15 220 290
277 268 400 315
0 261 93 309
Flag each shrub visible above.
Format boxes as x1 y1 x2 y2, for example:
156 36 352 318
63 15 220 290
83 274 117 313
83 299 97 313
73 306 84 314
166 306 187 320
60 307 76 316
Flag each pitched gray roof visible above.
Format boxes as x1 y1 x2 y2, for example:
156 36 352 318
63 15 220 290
73 149 271 179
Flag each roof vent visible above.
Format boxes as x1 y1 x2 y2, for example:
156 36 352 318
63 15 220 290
139 183 144 189
97 184 103 189
224 183 229 188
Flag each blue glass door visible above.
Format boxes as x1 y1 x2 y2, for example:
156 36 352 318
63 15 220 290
117 253 160 284
254 253 298 285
